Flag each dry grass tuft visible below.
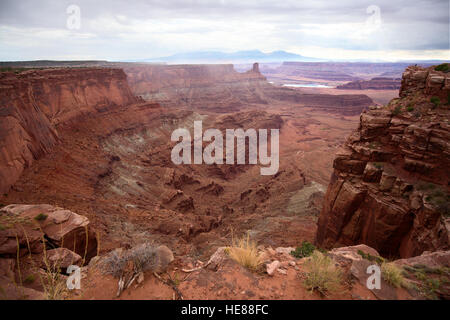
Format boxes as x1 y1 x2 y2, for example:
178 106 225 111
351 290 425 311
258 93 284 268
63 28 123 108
227 233 262 272
303 250 342 296
381 262 404 288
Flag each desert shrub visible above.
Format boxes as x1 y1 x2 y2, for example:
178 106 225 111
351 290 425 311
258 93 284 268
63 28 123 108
291 241 316 258
23 274 35 284
425 189 450 217
430 96 441 109
373 162 384 170
434 63 449 72
0 67 28 73
392 105 402 115
402 264 450 299
34 213 48 221
100 243 159 277
417 182 437 191
381 263 404 288
303 251 342 295
227 233 262 272
40 245 67 300
357 250 385 265
407 106 414 112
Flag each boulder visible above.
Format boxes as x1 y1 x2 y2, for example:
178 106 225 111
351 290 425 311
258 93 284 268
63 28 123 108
329 245 401 300
362 163 383 183
154 245 174 272
266 260 280 276
0 204 97 260
43 248 82 269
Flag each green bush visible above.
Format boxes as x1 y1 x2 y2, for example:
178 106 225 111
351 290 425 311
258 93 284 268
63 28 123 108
373 162 384 169
24 274 36 284
430 96 441 109
357 250 385 265
34 213 48 221
434 63 449 72
291 241 316 258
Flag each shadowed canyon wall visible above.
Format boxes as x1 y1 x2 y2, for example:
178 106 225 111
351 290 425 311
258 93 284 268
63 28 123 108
316 65 450 258
0 68 138 194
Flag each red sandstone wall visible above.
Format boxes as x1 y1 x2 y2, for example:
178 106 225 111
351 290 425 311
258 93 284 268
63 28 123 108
0 68 138 193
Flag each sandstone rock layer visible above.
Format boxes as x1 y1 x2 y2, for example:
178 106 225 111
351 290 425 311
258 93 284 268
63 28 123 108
0 68 138 193
316 65 450 258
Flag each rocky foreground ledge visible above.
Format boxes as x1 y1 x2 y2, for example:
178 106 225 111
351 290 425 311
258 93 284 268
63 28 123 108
1 204 449 300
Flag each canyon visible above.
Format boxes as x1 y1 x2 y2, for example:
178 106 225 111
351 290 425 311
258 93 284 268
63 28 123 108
0 61 449 300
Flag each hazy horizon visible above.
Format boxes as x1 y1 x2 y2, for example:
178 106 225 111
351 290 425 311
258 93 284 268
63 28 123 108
0 0 449 62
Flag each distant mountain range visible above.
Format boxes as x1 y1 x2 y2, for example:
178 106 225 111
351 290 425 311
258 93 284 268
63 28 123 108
128 50 324 64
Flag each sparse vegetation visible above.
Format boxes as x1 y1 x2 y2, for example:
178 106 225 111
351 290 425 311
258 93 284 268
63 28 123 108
406 105 414 112
34 213 48 221
290 241 315 258
416 182 450 217
0 67 29 74
101 243 159 277
227 233 262 272
417 182 437 191
434 63 449 72
381 263 404 288
392 105 402 115
357 249 385 265
23 274 36 284
373 162 384 170
303 251 342 296
430 96 441 109
425 189 450 217
402 264 449 299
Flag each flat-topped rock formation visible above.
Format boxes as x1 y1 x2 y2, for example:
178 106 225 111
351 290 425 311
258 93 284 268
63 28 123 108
122 63 267 111
337 77 401 90
316 65 450 258
122 62 373 115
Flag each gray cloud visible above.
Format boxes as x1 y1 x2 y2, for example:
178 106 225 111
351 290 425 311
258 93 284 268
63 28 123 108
0 0 448 61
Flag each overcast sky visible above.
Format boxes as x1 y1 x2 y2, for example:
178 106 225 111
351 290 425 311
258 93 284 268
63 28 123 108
0 0 448 61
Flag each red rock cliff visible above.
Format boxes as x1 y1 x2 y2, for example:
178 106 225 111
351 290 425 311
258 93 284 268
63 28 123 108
122 63 268 111
316 65 450 258
0 68 138 194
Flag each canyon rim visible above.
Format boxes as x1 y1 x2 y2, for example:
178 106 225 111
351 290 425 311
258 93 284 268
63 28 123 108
0 0 449 312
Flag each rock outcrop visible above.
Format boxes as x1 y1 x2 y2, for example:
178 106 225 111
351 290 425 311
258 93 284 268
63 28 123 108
0 204 97 260
337 77 401 90
0 68 138 194
316 65 450 258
